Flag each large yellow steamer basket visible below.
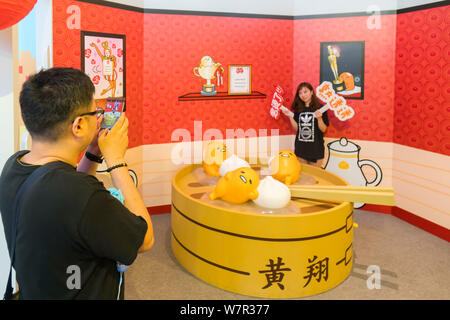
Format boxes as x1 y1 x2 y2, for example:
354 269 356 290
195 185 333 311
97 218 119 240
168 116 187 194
171 164 354 298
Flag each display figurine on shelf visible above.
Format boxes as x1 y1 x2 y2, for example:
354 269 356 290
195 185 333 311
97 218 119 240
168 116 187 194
203 141 229 177
219 154 250 177
193 56 224 96
209 167 260 204
269 150 301 185
253 176 291 209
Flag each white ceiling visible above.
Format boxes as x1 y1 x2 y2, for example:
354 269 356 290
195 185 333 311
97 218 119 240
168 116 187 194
104 0 445 15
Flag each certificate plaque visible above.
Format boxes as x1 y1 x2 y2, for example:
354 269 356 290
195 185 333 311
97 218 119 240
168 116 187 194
228 65 252 95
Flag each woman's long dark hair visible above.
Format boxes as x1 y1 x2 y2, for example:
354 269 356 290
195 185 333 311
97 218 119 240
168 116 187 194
291 82 321 113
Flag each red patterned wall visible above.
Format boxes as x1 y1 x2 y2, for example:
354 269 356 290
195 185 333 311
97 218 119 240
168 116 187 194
53 1 449 155
141 14 293 144
53 0 294 147
53 0 143 148
293 15 397 142
394 6 450 156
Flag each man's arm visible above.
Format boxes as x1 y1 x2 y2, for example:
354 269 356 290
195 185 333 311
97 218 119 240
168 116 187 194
98 114 154 252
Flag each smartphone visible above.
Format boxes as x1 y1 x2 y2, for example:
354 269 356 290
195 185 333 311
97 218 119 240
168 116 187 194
101 98 126 129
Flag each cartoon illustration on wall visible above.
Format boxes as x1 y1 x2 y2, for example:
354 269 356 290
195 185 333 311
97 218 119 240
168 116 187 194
81 31 125 99
320 41 364 99
324 137 382 208
316 81 355 121
193 55 224 96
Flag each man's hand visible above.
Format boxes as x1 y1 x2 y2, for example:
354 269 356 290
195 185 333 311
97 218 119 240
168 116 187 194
98 113 129 166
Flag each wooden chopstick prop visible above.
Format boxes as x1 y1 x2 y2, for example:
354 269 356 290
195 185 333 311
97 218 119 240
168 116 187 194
289 185 395 206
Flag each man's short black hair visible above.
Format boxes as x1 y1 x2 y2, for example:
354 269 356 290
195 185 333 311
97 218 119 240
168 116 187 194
20 67 95 141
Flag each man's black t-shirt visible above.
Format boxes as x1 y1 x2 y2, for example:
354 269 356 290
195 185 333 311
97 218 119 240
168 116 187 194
293 110 329 161
0 151 148 299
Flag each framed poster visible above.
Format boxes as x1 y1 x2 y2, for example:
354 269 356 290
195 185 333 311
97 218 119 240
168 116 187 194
228 65 252 95
81 31 126 99
320 41 364 100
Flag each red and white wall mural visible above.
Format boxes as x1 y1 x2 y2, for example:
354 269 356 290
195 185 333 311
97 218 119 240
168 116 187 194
51 1 449 239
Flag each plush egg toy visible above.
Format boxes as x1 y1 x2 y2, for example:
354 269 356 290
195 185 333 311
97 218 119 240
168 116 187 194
209 167 260 204
219 154 250 176
253 176 291 209
203 141 229 177
269 150 301 185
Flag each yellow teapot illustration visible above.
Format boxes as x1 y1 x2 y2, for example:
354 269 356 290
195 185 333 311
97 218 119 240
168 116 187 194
193 56 224 96
209 167 260 204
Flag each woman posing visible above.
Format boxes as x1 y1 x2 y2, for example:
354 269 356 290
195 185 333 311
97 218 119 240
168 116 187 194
282 82 329 167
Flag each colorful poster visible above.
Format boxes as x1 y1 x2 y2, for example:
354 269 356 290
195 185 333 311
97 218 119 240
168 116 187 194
320 41 364 100
81 31 125 99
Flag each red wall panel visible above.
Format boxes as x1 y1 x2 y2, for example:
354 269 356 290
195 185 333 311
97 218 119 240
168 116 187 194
293 15 397 142
395 6 450 156
53 0 143 148
52 1 449 156
142 14 293 144
53 1 294 147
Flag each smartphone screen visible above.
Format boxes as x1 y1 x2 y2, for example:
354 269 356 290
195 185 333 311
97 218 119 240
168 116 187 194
101 98 126 129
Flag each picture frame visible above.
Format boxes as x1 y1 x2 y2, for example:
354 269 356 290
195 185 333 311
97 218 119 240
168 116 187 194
81 31 126 99
320 41 365 100
228 64 252 95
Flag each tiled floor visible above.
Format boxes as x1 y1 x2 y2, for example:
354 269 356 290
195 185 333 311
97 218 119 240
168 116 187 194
125 210 450 300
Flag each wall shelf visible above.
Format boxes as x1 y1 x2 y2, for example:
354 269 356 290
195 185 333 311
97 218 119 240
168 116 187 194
178 91 266 101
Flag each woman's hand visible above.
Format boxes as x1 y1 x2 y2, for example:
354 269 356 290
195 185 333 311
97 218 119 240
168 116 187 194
281 106 293 117
314 110 323 118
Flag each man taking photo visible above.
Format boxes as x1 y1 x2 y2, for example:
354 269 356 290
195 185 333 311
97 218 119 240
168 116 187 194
0 67 154 299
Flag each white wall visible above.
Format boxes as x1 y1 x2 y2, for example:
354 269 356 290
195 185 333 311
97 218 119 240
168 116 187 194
0 26 14 299
35 0 53 71
106 0 445 15
141 0 294 15
397 0 444 9
0 0 53 297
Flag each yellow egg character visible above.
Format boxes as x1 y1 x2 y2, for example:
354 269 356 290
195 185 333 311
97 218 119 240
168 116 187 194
203 141 228 177
209 167 260 204
270 150 301 185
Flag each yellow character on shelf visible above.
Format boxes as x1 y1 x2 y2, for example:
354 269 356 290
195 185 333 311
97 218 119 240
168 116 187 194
203 141 229 177
270 150 301 185
209 167 260 204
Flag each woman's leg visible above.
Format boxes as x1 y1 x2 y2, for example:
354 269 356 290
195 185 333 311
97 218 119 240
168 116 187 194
313 159 323 168
298 157 323 168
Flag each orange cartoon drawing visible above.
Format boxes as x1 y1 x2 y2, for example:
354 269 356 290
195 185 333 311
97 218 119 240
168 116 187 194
90 41 118 97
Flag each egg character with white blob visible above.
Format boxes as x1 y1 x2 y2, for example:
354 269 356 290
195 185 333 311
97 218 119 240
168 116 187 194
269 150 301 185
219 154 250 177
209 167 260 204
203 141 229 177
253 176 291 209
